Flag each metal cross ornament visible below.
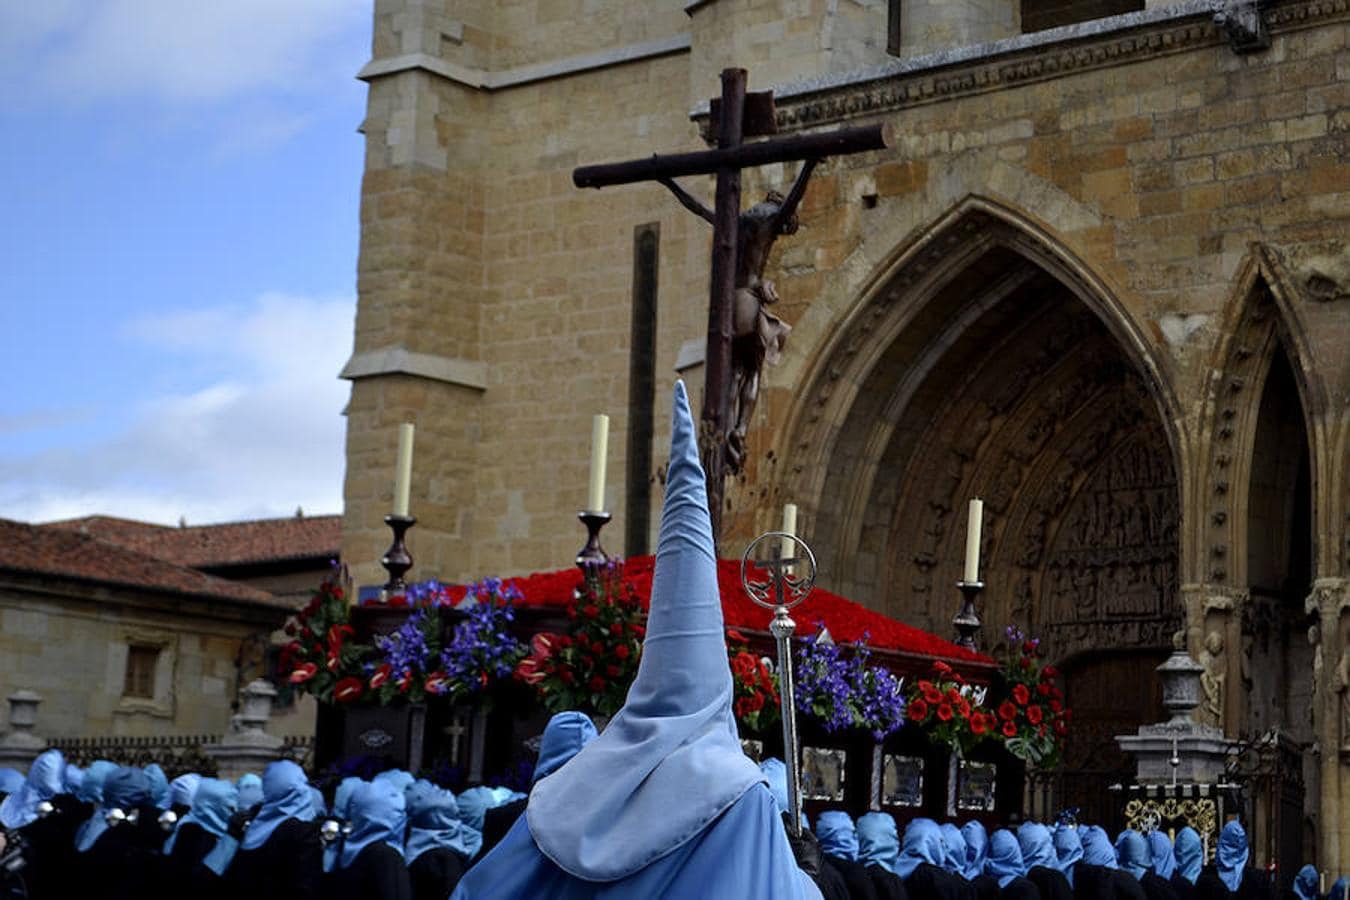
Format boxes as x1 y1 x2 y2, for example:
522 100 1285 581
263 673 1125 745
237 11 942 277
741 530 817 836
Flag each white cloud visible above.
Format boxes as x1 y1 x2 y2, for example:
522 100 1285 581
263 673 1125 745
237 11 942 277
2 0 369 105
0 292 356 526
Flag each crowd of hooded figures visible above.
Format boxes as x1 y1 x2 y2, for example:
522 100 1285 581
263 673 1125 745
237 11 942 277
2 382 1346 900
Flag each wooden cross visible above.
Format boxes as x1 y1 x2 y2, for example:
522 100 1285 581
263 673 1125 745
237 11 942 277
574 68 890 546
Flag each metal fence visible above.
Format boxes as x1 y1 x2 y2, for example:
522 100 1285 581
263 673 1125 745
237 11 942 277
46 734 311 779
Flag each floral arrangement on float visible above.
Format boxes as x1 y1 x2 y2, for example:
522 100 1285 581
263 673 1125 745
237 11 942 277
793 629 908 741
515 560 646 717
990 625 1070 768
903 659 998 755
727 630 780 733
280 574 526 706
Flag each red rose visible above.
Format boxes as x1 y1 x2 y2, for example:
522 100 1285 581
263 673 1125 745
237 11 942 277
946 686 962 703
591 641 605 655
917 680 935 693
606 664 622 677
955 697 971 718
933 661 953 675
1042 665 1059 679
610 622 624 636
937 703 954 722
971 714 988 735
998 701 1018 721
1037 724 1047 738
582 605 599 618
1037 682 1052 696
588 676 605 692
1012 684 1031 705
908 700 929 721
747 692 764 712
735 697 750 717
615 644 631 660
1051 686 1064 700
922 686 943 705
334 677 364 702
1049 699 1063 713
369 664 392 690
1002 720 1018 738
1023 641 1037 654
1027 705 1044 725
289 663 318 684
1021 657 1033 670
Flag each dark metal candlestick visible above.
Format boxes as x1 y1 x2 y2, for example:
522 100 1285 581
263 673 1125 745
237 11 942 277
380 514 416 598
953 580 984 649
576 511 611 590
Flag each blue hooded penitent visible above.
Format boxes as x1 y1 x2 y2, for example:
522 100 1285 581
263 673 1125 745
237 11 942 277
236 773 263 809
168 774 202 810
816 811 858 862
307 786 326 820
455 785 494 860
340 780 407 869
986 829 1028 888
1053 823 1084 887
373 768 415 794
940 823 967 874
167 778 239 875
1148 831 1177 881
144 764 170 809
62 763 84 796
74 760 117 806
0 748 64 829
895 818 945 879
1216 820 1249 892
1173 828 1202 885
323 777 368 873
1019 822 1057 872
1329 876 1349 900
405 780 471 864
450 381 821 899
759 758 805 828
241 760 311 850
963 821 990 881
1116 830 1150 880
77 768 151 853
0 769 23 795
858 812 901 872
534 712 599 782
1082 826 1118 869
1293 865 1320 900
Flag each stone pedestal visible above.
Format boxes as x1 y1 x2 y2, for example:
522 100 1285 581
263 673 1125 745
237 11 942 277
205 680 287 781
1116 648 1231 784
0 690 47 772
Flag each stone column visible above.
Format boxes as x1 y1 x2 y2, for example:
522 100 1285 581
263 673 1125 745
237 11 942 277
205 680 287 782
1312 576 1350 875
0 691 46 772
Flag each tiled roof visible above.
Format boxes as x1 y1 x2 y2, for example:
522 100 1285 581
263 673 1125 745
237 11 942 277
0 518 286 607
42 514 341 568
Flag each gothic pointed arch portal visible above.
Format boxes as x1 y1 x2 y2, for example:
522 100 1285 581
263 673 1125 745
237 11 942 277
779 200 1183 794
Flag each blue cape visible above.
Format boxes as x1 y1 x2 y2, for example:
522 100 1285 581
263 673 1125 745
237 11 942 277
940 823 967 873
1082 826 1118 869
456 785 494 859
895 818 944 879
308 785 326 820
1173 828 1203 885
758 758 805 828
1329 877 1349 900
1115 830 1150 880
986 829 1027 888
236 773 263 809
1053 823 1084 887
859 812 901 872
0 749 64 829
77 768 150 852
963 821 990 880
241 760 311 850
167 778 239 873
816 811 858 861
1294 865 1320 900
0 768 23 795
535 712 599 782
405 779 471 864
447 382 820 899
1148 830 1177 881
373 768 415 793
340 780 406 869
1217 821 1249 892
1019 822 1057 871
143 764 170 809
62 763 84 796
323 777 368 873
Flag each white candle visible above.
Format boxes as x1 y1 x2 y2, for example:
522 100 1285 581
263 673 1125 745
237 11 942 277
780 503 798 568
963 497 983 583
587 414 609 512
392 423 415 517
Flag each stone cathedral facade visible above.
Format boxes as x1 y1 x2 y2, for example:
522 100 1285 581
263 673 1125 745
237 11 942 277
342 0 1349 866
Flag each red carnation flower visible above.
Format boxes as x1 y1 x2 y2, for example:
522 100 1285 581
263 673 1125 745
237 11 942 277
1002 720 1018 738
971 714 988 735
937 703 954 722
955 697 971 718
1027 705 1044 725
289 663 318 684
946 686 963 703
1012 684 1031 705
932 661 953 675
615 644 631 660
917 680 935 693
747 692 764 712
582 604 599 618
610 622 624 636
606 664 622 677
591 641 605 655
334 677 364 703
998 701 1018 721
735 698 750 717
908 699 930 722
1049 699 1063 713
1042 665 1059 679
588 676 605 692
922 686 943 705
1037 682 1052 696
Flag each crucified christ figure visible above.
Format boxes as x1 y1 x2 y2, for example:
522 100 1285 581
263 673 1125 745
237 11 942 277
660 158 818 471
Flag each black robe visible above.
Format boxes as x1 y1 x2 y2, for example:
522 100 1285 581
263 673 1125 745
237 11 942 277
1110 869 1150 900
332 842 411 900
1171 873 1198 900
870 864 912 900
825 854 882 900
225 818 322 900
480 798 526 860
813 858 852 900
906 862 968 900
407 846 468 900
1030 865 1076 900
164 821 233 900
1197 867 1275 900
1002 875 1044 900
70 805 169 900
13 793 85 899
1073 863 1118 900
1142 870 1182 900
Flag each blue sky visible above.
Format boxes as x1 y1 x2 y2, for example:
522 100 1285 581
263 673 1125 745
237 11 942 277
0 2 371 525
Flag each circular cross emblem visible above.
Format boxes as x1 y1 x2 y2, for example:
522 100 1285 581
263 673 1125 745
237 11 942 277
740 531 818 611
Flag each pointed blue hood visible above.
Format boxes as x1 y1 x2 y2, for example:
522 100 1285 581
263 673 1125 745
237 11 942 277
534 712 598 782
166 778 238 855
895 818 945 879
1217 821 1249 892
963 821 990 880
1019 822 1057 871
237 773 263 808
940 823 967 873
0 749 64 829
1173 827 1203 885
526 381 765 881
143 764 170 809
168 774 202 810
334 777 365 819
405 780 472 863
1082 826 1118 869
241 760 311 850
1329 877 1349 900
986 829 1027 888
1294 865 1320 900
340 780 407 868
1054 823 1084 886
1116 830 1150 880
858 812 901 871
1149 830 1177 881
816 811 858 861
0 769 23 795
